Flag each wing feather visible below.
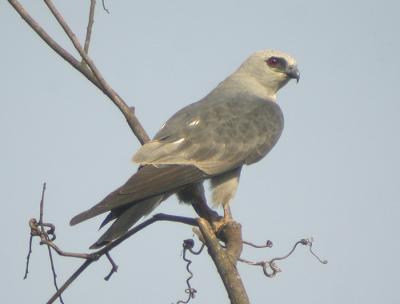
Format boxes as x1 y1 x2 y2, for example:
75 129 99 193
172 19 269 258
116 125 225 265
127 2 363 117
70 165 206 225
133 97 283 175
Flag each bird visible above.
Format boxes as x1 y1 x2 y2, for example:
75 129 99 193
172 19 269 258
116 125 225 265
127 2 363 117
70 50 300 249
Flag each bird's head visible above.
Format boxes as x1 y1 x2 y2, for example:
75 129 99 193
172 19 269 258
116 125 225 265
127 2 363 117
237 50 300 100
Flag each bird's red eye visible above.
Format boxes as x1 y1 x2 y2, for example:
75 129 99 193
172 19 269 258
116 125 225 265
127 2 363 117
266 57 280 67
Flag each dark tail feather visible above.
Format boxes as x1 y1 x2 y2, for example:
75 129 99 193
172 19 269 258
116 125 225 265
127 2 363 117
70 164 206 226
90 195 164 249
99 210 119 230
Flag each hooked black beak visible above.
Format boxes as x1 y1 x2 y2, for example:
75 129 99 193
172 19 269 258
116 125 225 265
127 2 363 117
286 65 300 83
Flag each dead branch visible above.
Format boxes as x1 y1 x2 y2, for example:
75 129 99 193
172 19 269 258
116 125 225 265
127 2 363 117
27 209 198 304
8 0 149 144
104 252 118 281
197 218 250 304
23 234 33 280
24 183 65 304
83 0 96 55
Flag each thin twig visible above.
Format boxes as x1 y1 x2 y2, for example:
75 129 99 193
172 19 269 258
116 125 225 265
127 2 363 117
29 218 90 259
101 0 110 14
8 0 150 144
243 239 273 249
47 259 93 304
36 184 65 304
83 0 96 55
46 245 64 304
43 0 150 144
307 238 328 264
39 182 46 223
176 240 205 304
104 252 118 281
46 213 197 304
23 234 34 279
239 238 328 278
8 1 98 88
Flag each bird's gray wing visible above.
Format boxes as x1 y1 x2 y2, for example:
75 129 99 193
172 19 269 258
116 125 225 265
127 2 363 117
70 164 207 226
134 95 284 175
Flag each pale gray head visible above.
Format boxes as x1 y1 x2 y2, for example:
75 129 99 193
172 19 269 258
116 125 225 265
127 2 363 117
236 50 300 100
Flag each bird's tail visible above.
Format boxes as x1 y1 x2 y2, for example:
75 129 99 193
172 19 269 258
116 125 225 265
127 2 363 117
70 164 205 226
89 195 164 249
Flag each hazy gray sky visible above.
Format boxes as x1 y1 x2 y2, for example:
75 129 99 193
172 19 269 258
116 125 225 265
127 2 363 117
2 0 399 303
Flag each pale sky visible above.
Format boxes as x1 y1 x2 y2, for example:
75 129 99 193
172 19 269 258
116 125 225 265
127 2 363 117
1 0 400 303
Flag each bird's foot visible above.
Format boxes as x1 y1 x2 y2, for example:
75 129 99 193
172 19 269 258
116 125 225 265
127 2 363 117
210 205 234 233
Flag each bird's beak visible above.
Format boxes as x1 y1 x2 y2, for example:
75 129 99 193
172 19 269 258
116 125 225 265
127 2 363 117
286 65 300 83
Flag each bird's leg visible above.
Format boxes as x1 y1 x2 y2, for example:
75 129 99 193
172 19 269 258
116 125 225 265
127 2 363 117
192 197 220 222
178 183 221 222
223 204 233 220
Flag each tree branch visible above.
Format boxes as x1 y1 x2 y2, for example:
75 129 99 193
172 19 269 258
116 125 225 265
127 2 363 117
83 0 96 55
8 0 150 144
197 218 249 304
44 213 197 304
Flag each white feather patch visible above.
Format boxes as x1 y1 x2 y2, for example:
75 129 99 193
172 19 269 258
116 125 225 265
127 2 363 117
173 138 185 144
188 119 200 127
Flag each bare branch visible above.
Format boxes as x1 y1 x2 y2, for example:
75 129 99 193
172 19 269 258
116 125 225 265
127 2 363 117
46 245 64 304
43 0 149 144
35 183 65 304
8 1 99 90
8 0 150 144
104 252 118 281
47 259 93 304
23 234 33 279
197 218 250 304
39 182 46 223
83 0 96 55
44 213 197 304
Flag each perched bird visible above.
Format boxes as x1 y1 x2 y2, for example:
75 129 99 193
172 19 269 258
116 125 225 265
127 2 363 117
70 50 300 249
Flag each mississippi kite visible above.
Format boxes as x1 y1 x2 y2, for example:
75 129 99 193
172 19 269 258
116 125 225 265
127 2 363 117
70 50 300 249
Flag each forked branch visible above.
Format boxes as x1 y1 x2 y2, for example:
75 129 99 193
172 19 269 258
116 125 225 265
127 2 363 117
8 0 149 144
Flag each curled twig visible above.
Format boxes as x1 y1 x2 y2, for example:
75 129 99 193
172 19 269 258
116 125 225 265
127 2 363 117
24 183 65 304
243 239 273 249
239 238 327 278
307 237 328 264
176 239 205 304
24 186 197 304
32 213 197 304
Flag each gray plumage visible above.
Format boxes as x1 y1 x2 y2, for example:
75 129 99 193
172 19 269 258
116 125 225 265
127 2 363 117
70 50 299 249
